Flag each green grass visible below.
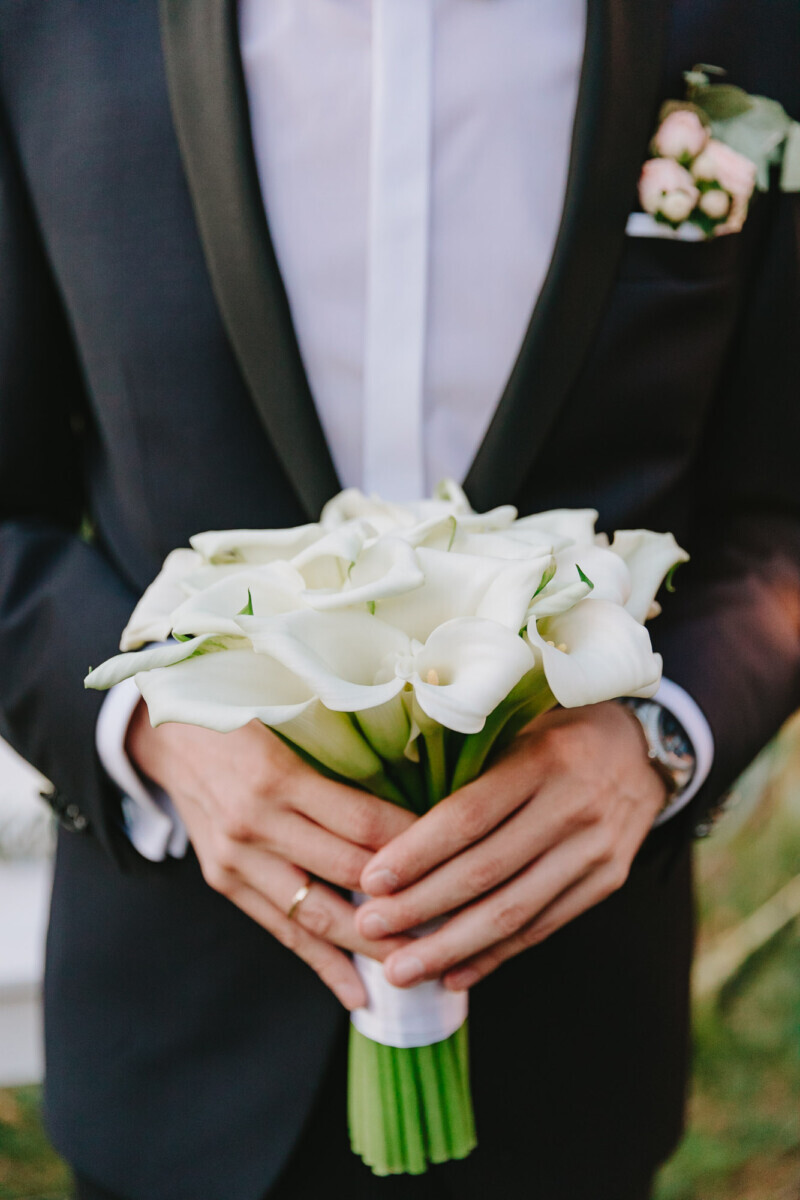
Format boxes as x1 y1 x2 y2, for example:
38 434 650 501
654 715 800 1200
2 722 799 1200
0 1088 70 1199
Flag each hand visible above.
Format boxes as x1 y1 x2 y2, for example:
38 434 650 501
355 701 666 991
126 701 415 1010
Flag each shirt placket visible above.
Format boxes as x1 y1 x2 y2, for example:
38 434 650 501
362 0 434 502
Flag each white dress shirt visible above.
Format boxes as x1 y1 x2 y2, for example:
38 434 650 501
98 0 713 859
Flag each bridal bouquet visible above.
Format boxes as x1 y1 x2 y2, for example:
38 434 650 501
85 481 687 1175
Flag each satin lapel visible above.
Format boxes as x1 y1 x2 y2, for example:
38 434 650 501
159 0 340 520
463 0 667 512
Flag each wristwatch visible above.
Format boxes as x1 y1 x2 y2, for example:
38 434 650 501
618 698 696 806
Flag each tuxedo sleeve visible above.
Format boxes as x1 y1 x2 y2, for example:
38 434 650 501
649 188 800 837
0 98 140 866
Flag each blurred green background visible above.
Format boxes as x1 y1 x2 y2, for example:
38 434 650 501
1 716 799 1200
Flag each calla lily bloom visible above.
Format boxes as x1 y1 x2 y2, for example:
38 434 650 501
514 507 599 549
526 598 662 708
85 634 236 691
169 562 307 638
190 523 323 565
119 548 203 651
300 536 426 611
609 529 690 623
239 610 535 735
374 547 553 641
131 648 387 784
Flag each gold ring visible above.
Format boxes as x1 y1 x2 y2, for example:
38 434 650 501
287 882 312 921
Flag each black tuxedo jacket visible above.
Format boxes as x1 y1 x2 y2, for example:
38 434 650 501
0 2 798 1198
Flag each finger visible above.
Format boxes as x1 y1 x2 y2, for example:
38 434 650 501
290 882 412 962
443 861 630 991
229 880 368 1011
228 842 412 962
360 750 541 896
356 783 581 937
380 825 611 987
290 771 417 850
261 811 373 891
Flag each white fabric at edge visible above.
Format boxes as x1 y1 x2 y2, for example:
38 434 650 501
351 952 468 1048
650 677 715 824
96 676 188 861
625 212 706 241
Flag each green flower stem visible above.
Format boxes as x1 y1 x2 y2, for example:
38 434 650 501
348 1024 476 1176
388 758 430 815
451 677 556 792
363 770 413 807
422 724 448 806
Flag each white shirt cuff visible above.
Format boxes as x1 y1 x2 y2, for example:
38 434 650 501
96 677 188 861
650 677 715 827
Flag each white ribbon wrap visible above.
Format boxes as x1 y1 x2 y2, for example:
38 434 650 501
351 953 468 1049
349 893 468 1048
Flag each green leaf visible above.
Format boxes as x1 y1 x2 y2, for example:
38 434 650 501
173 632 192 643
710 96 794 191
367 600 376 615
576 564 595 590
694 83 753 122
446 515 458 552
665 563 683 593
688 209 719 238
534 560 557 597
237 590 254 617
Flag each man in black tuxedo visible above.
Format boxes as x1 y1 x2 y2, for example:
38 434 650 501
0 2 798 1199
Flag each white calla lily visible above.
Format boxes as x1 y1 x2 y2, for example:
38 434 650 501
431 480 519 531
169 562 307 638
238 609 533 736
320 488 418 534
399 618 535 735
119 548 203 651
558 544 632 605
514 508 599 550
375 548 552 641
190 524 322 565
290 519 376 589
431 479 473 511
610 530 690 623
132 648 387 784
136 646 315 731
450 528 553 560
526 598 662 708
527 544 632 620
239 610 409 712
85 634 233 691
302 536 426 611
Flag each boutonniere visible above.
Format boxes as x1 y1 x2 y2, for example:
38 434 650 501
636 65 800 240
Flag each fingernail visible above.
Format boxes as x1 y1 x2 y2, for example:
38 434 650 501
445 968 479 992
338 982 366 1012
362 868 399 895
388 955 425 987
360 912 390 939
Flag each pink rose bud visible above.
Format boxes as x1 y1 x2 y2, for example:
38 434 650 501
660 190 696 223
698 188 731 220
638 158 700 225
652 109 708 162
691 139 757 203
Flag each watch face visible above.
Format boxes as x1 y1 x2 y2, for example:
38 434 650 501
658 706 694 769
